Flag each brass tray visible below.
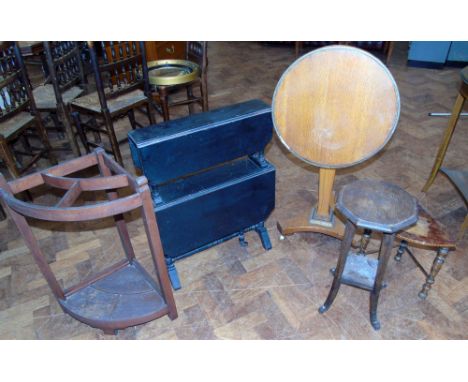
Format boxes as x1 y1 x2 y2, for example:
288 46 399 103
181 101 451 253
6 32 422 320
147 59 200 86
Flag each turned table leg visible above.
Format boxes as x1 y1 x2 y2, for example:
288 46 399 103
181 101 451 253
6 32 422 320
419 247 449 300
394 240 408 262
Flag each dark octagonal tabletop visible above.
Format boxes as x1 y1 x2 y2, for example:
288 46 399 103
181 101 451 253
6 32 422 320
337 179 418 233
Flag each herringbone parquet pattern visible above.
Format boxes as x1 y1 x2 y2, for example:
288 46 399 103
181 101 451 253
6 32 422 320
0 42 466 339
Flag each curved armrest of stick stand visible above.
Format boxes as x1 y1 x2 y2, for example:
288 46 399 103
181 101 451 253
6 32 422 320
0 148 177 335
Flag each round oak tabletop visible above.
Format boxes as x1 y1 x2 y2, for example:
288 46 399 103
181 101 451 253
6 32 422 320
272 45 400 169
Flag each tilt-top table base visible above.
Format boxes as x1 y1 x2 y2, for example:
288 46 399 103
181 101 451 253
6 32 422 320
277 208 346 240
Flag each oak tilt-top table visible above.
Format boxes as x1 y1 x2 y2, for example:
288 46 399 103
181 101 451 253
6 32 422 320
273 45 400 240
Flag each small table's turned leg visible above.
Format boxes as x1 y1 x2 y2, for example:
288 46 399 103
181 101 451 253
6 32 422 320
394 240 408 262
357 229 372 256
419 247 449 300
165 257 181 290
255 222 272 250
319 221 356 314
370 233 395 330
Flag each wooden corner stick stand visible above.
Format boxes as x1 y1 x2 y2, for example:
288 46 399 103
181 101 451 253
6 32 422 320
0 148 177 334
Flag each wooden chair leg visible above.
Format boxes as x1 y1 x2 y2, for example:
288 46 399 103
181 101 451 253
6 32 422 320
49 112 63 138
422 93 466 192
385 42 395 64
34 115 58 165
295 41 303 58
146 102 156 125
71 112 90 154
0 136 21 178
20 134 32 153
61 105 82 156
127 109 137 130
103 112 123 166
186 85 195 114
58 104 80 157
418 248 449 299
91 116 102 144
201 78 208 112
158 87 170 121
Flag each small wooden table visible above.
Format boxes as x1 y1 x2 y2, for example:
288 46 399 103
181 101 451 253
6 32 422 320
319 179 418 330
147 59 202 121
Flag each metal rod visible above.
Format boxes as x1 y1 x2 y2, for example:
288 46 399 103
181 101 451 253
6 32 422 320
428 112 468 117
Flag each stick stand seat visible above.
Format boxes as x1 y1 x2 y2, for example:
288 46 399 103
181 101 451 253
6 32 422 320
0 148 177 334
60 261 169 332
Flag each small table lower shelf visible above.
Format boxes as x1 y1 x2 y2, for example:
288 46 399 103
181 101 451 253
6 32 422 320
341 252 379 291
59 260 169 334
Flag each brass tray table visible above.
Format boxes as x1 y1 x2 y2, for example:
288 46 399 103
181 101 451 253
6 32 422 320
147 59 200 86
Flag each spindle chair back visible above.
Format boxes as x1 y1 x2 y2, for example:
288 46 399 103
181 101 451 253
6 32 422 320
70 41 156 166
0 41 56 179
32 41 89 155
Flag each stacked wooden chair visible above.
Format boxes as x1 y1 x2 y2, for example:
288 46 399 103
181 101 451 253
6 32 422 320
32 41 88 156
70 41 156 165
0 41 57 179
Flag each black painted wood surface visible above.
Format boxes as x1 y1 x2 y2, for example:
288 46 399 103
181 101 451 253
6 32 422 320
129 99 273 186
128 100 276 289
155 157 275 259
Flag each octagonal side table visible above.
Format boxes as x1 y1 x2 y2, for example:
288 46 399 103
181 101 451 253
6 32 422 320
318 179 418 330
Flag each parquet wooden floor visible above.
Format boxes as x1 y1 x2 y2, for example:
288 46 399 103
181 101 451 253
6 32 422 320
0 42 466 339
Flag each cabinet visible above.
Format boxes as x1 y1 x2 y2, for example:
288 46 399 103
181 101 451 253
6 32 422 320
145 41 186 61
408 41 468 68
